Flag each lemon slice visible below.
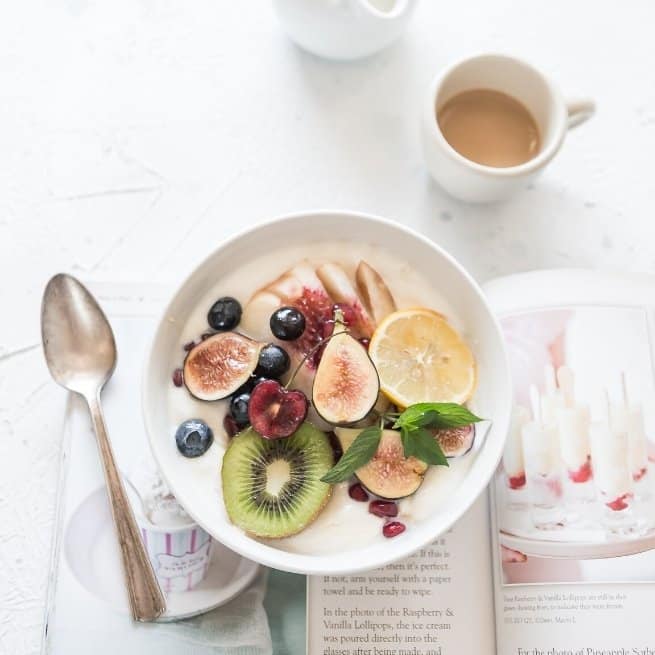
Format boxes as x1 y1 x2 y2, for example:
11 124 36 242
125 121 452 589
368 308 476 407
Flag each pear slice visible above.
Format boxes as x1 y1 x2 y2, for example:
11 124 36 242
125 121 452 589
312 309 379 425
316 262 374 336
355 260 397 325
335 428 428 499
240 290 281 341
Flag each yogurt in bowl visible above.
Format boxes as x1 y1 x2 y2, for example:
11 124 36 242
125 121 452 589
143 211 511 574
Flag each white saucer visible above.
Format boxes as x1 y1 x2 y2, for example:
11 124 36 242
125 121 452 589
64 487 260 621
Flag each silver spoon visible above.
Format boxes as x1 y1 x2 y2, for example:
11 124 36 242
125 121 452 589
41 273 166 622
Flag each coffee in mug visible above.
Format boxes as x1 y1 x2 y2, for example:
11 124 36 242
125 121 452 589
437 89 540 168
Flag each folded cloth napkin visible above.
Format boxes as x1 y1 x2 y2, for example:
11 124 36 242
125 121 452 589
148 570 272 655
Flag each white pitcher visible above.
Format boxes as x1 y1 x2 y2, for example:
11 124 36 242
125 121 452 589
273 0 417 61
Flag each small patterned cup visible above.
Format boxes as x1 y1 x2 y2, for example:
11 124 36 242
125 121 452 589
140 520 213 593
125 472 213 593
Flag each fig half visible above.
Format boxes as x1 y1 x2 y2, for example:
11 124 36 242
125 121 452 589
312 310 379 425
434 424 475 458
184 332 260 401
335 428 428 499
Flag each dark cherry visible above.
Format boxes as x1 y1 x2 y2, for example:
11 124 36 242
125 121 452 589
383 521 406 538
359 338 370 350
348 483 369 502
248 380 308 439
369 500 398 518
172 368 184 387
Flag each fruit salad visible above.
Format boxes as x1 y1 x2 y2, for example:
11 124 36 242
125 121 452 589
168 244 482 553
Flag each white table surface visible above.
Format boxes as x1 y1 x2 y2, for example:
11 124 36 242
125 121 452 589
2 1 655 653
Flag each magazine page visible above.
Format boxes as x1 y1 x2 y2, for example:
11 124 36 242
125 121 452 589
486 270 655 654
306 495 496 655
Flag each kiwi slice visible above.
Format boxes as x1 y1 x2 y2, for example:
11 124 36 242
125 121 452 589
221 423 333 538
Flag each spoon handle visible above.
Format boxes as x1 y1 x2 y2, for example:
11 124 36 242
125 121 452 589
86 393 166 621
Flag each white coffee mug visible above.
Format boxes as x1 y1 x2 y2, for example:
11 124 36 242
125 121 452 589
421 53 595 203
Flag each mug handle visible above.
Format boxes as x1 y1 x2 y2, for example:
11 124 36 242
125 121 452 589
566 98 595 129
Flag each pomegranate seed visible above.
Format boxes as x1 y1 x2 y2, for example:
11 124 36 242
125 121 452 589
383 521 406 538
292 288 333 370
369 500 398 518
359 338 370 350
348 483 369 502
183 340 196 352
223 414 240 438
172 368 184 387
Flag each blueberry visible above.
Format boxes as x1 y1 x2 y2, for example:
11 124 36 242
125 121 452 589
230 392 251 427
175 419 213 458
207 297 242 331
255 344 290 378
270 306 305 340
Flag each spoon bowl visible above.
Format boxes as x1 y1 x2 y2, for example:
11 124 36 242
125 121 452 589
42 274 116 395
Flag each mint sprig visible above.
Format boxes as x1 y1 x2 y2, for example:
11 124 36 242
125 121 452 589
320 402 483 484
395 402 482 463
394 402 482 431
320 426 382 483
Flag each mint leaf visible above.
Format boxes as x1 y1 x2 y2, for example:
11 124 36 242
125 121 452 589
321 426 382 484
415 410 441 427
394 402 482 430
400 427 416 459
411 428 449 467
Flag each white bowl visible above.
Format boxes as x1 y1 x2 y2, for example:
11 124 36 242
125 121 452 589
143 210 511 574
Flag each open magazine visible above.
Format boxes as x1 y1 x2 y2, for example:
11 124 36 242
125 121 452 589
43 271 655 654
308 269 655 654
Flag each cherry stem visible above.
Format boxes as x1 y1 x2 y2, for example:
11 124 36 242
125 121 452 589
284 323 349 390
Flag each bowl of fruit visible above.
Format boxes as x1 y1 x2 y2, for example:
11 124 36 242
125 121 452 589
143 210 511 574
